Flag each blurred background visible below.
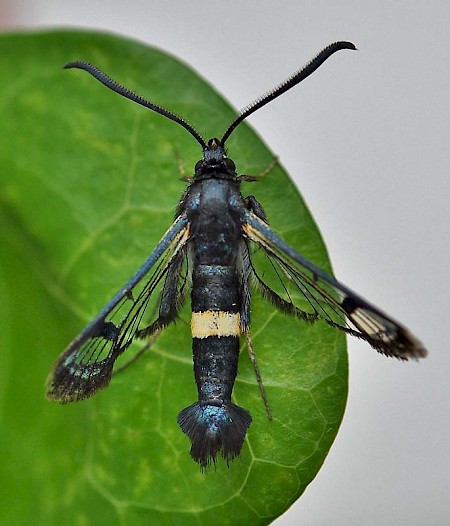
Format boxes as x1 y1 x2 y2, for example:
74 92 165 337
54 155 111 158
1 1 448 524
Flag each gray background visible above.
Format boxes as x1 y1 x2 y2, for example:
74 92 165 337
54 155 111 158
3 1 448 524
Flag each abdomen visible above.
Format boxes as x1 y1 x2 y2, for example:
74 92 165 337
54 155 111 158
177 181 252 468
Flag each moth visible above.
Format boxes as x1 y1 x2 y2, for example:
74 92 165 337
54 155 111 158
46 41 427 469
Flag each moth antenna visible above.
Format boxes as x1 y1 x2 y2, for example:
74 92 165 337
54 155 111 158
221 41 356 145
64 61 207 149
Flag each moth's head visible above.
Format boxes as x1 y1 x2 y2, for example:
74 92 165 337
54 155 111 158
194 137 236 179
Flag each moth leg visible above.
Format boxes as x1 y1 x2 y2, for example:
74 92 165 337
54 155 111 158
113 292 165 375
117 252 188 374
173 149 194 182
116 280 182 375
238 157 279 182
113 328 162 375
255 157 279 178
137 251 187 338
245 330 272 420
238 241 272 419
245 195 267 222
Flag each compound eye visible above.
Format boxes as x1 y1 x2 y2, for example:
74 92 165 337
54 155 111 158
194 160 203 173
224 158 236 171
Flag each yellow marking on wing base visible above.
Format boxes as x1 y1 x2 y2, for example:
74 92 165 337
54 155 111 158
243 221 268 247
191 311 241 338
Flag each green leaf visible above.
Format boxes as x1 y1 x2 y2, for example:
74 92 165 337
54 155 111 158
0 30 347 525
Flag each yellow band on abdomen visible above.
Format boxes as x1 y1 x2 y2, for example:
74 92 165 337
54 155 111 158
191 311 241 338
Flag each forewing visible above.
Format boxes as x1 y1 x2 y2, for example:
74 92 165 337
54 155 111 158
242 211 427 360
46 215 190 403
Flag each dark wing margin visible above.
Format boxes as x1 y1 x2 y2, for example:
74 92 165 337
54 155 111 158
242 211 427 360
46 214 190 403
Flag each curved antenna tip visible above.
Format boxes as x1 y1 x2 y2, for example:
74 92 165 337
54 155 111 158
63 60 206 148
221 41 358 145
63 61 85 70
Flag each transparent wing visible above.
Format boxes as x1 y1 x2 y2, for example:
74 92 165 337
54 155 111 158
242 211 427 360
46 215 190 403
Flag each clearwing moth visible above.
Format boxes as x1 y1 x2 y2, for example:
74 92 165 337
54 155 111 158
46 41 427 469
